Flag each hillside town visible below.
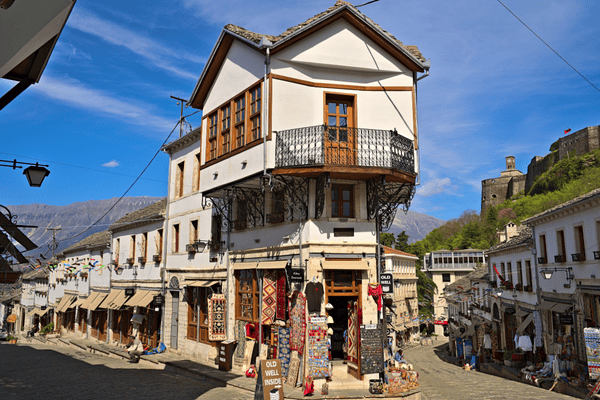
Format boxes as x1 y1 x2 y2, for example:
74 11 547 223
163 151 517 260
1 1 599 399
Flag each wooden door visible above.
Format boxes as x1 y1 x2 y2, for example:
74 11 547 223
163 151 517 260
325 95 355 166
98 312 107 341
170 291 179 349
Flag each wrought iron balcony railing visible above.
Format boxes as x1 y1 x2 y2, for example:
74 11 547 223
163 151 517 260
275 125 415 175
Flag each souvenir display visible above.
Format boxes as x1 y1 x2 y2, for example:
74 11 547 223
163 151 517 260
360 324 384 375
307 316 330 378
262 270 277 325
347 301 359 365
305 282 323 313
289 292 306 355
278 326 291 377
286 356 301 388
584 327 600 379
234 320 247 367
276 270 286 321
208 294 226 341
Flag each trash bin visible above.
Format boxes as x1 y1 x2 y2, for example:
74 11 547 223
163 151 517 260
219 340 235 371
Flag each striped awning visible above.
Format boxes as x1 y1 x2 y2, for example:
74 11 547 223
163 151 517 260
106 290 130 310
35 308 49 316
87 292 108 311
124 290 160 307
137 291 160 307
70 297 85 308
26 308 38 316
321 260 369 270
232 261 258 270
98 290 121 309
186 280 220 287
80 292 100 310
57 295 76 313
257 260 288 269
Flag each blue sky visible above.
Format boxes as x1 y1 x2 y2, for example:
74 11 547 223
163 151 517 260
2 0 599 222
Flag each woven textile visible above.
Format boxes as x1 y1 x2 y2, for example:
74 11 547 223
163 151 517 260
276 270 286 321
307 317 330 378
269 328 279 359
261 270 277 325
234 320 246 365
289 291 306 355
208 294 226 341
286 356 300 387
278 327 291 377
347 301 358 365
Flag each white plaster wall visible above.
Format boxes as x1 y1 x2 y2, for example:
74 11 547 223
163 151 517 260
203 40 265 115
168 145 201 206
488 250 537 293
199 145 264 194
533 206 600 295
112 221 165 282
21 282 34 307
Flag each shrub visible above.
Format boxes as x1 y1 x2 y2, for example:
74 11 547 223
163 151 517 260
40 322 54 334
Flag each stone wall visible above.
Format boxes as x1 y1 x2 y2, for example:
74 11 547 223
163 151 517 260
558 125 599 159
481 176 512 216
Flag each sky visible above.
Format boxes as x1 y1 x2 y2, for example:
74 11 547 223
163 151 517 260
2 0 599 224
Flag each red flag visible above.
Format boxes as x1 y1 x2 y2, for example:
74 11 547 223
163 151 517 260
564 129 571 134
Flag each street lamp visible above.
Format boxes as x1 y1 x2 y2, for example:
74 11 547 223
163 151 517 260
540 267 573 283
1 159 50 187
496 287 504 297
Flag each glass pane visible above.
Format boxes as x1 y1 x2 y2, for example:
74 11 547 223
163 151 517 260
333 271 352 287
342 189 350 201
332 188 338 201
339 117 347 127
331 202 338 217
343 201 351 216
328 128 337 141
339 103 347 115
339 129 348 142
328 102 336 114
328 116 337 126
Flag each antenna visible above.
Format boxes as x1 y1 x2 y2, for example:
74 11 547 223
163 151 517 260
170 95 190 138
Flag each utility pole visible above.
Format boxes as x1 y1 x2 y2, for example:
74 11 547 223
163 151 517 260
170 95 188 138
47 228 61 258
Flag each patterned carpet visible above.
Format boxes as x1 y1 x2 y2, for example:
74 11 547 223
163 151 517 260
278 327 291 377
208 294 226 341
276 270 286 321
348 301 358 365
233 320 246 366
289 291 306 355
286 356 300 388
262 270 277 325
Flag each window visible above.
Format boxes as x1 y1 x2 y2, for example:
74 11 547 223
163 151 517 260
192 153 200 192
115 238 120 264
190 220 198 244
556 230 566 262
326 98 349 142
221 105 231 155
173 224 180 253
525 260 533 291
141 232 148 262
129 235 136 260
250 85 261 141
208 113 218 160
156 229 163 260
211 214 222 249
236 270 259 322
442 273 451 282
268 188 284 224
516 261 523 288
506 262 512 284
235 198 248 230
187 287 210 343
331 184 353 218
175 161 185 198
234 96 246 149
574 225 586 260
539 234 548 263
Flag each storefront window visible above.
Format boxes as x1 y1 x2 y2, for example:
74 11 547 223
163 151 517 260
236 270 258 322
187 287 210 344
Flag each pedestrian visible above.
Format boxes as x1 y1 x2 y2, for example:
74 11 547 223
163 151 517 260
126 335 144 363
395 349 407 364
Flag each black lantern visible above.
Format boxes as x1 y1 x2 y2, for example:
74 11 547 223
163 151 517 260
23 163 50 187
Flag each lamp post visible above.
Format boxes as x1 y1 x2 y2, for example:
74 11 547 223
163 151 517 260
540 267 573 283
0 159 50 187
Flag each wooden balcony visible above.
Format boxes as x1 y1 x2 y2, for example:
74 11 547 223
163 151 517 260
274 125 415 183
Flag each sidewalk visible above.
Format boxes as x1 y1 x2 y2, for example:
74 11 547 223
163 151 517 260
19 333 421 399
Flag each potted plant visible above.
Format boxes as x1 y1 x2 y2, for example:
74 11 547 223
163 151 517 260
7 335 18 344
503 347 514 366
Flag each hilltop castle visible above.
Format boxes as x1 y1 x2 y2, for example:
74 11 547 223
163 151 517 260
481 125 599 216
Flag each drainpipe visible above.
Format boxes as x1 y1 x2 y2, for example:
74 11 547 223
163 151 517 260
261 41 272 184
160 160 173 346
530 225 542 306
225 192 232 340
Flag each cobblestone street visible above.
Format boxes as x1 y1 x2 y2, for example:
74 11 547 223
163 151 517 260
404 339 576 400
0 342 251 400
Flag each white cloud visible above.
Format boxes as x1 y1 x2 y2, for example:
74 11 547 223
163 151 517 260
33 75 176 132
102 160 120 168
417 177 452 197
68 8 203 80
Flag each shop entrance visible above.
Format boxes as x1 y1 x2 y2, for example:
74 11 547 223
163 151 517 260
329 296 351 360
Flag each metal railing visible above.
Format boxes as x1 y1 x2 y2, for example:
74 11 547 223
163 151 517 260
275 125 415 175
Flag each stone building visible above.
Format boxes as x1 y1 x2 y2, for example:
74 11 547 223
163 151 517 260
480 156 526 216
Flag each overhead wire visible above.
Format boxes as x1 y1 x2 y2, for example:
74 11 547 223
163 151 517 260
496 0 600 93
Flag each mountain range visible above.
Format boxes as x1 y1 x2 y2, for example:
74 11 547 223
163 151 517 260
7 197 443 260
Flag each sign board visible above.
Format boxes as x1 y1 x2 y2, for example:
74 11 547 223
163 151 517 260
380 273 393 294
560 313 573 325
125 288 135 296
290 269 304 283
505 307 516 315
7 314 16 323
153 294 163 305
360 324 384 375
254 359 284 400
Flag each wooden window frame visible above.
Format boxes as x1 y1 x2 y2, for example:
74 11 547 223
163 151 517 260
539 234 547 260
331 184 354 218
516 260 523 288
175 161 185 198
235 270 259 323
190 219 199 244
142 232 148 261
129 235 136 260
157 229 163 260
173 224 180 253
574 225 586 259
506 262 512 284
208 113 218 161
221 104 231 155
192 153 200 192
234 95 246 149
250 84 261 141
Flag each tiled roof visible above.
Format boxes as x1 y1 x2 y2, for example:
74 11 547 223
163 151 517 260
522 188 600 224
22 269 48 280
109 198 167 232
486 227 532 254
61 230 111 255
444 266 487 293
224 0 426 63
382 245 417 258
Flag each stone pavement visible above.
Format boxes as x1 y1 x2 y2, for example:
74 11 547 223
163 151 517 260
404 339 577 400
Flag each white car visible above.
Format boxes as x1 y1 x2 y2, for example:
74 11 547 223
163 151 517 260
0 328 8 340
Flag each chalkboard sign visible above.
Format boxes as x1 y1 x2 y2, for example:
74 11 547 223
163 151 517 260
360 324 384 375
380 274 393 294
290 269 304 283
560 313 573 325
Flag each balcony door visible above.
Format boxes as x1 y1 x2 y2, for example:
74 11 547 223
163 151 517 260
325 94 355 166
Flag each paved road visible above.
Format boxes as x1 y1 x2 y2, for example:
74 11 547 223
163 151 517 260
404 339 575 400
0 342 251 400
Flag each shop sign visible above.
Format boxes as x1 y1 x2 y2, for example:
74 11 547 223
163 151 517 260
560 314 573 325
290 269 304 283
125 288 135 296
505 307 516 315
380 273 393 294
153 294 163 305
254 359 283 400
41 305 47 310
7 314 16 323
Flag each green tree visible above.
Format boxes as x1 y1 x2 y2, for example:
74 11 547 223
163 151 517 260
395 231 410 252
380 232 395 247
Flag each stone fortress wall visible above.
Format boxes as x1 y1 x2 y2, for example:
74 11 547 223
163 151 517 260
481 125 599 216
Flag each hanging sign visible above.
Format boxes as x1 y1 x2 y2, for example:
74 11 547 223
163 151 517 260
560 314 573 325
125 288 135 296
505 307 516 315
290 269 304 283
380 273 393 294
254 359 284 400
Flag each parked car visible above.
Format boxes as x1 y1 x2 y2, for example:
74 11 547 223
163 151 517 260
0 328 8 340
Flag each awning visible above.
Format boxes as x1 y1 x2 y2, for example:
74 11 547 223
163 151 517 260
321 260 369 270
70 297 85 308
26 308 38 317
87 292 108 311
516 313 534 334
98 290 121 309
124 290 160 307
106 290 130 310
187 280 220 287
124 290 147 307
36 308 48 316
551 302 572 313
56 295 75 313
232 261 258 270
515 308 528 317
80 293 99 310
538 301 554 310
138 291 160 307
257 260 288 269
